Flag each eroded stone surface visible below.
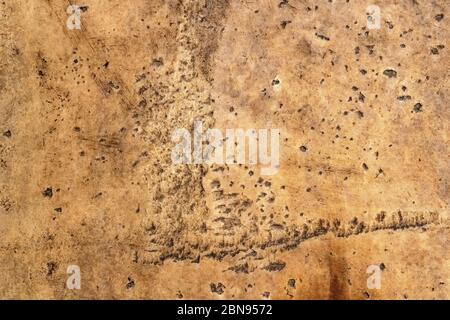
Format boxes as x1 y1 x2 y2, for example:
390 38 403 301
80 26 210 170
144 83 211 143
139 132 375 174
0 0 448 299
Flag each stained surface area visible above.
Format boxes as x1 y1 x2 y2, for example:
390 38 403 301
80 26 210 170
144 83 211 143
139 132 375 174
0 0 449 299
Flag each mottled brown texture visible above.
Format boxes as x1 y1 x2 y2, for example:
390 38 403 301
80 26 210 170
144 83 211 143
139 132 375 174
0 0 448 299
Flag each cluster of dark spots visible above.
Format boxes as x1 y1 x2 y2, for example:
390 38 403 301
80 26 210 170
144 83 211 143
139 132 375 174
105 81 120 94
383 69 397 78
358 92 365 103
137 86 148 96
397 95 411 101
306 5 319 12
435 14 444 22
228 262 249 273
280 20 291 29
365 45 375 55
0 198 12 212
126 277 135 289
151 58 164 67
262 292 270 298
79 6 89 12
430 45 445 55
376 211 386 222
42 187 53 198
210 282 225 295
271 79 280 86
315 33 330 41
46 262 58 276
11 45 20 56
36 52 49 79
261 88 271 99
287 279 296 288
375 168 384 178
263 261 286 272
412 103 423 113
385 21 394 29
3 130 11 138
138 99 147 108
210 180 221 189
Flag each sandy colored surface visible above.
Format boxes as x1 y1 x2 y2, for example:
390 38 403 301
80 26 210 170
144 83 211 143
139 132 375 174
0 0 448 299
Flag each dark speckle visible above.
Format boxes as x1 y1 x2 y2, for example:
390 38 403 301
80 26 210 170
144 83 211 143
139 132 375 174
210 282 225 295
288 279 296 288
299 145 308 152
263 261 286 272
358 92 365 102
397 95 411 101
126 277 135 289
281 20 291 29
315 33 330 41
383 69 397 78
151 58 164 67
435 14 444 22
47 262 58 276
413 103 423 113
42 187 53 198
3 130 11 138
356 110 364 118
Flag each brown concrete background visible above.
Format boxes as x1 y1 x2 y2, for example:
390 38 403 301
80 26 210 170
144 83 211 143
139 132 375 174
0 0 448 299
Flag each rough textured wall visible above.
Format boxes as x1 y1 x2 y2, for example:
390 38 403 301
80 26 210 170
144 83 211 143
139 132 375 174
0 0 448 299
